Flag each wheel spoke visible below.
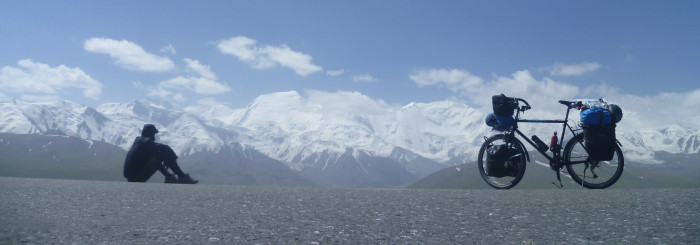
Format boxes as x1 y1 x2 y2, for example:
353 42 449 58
564 134 624 189
477 135 527 189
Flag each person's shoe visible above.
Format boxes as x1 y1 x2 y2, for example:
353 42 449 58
178 174 198 184
164 175 178 184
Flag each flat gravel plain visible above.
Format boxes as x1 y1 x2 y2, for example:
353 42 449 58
1 177 698 244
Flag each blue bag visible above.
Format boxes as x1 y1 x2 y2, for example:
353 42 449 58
581 107 612 125
495 114 515 127
485 113 498 126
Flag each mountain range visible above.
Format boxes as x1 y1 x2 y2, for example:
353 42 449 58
1 91 698 187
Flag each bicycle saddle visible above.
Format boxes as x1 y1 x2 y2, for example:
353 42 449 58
558 100 580 108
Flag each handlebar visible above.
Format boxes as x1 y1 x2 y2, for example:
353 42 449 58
513 98 531 112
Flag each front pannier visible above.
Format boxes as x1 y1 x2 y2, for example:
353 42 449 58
485 144 519 177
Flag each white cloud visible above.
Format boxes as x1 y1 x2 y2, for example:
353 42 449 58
151 58 230 99
132 81 145 89
352 74 378 83
217 36 323 76
183 58 216 80
217 36 259 64
0 59 102 99
411 68 580 112
159 76 229 95
160 44 177 55
146 87 186 102
410 69 483 92
411 67 700 130
84 38 175 72
326 69 345 76
584 85 700 129
683 89 700 107
548 62 601 76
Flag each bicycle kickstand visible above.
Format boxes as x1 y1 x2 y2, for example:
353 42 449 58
551 171 563 188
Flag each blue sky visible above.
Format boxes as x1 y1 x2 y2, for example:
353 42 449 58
1 0 699 115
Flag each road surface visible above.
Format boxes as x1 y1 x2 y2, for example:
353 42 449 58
1 177 697 244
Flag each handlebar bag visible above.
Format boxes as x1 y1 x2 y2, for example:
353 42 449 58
582 124 616 161
486 144 519 177
492 94 518 116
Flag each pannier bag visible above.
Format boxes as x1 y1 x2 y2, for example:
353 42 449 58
580 100 617 161
494 114 515 127
489 94 517 130
580 107 612 125
485 113 515 130
492 94 518 116
485 144 519 177
582 124 616 161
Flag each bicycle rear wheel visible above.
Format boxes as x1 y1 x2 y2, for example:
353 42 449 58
563 134 624 189
477 134 527 189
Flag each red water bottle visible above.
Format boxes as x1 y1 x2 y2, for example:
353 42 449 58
550 132 558 152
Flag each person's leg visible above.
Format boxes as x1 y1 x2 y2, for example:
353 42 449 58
155 143 198 184
155 143 186 177
127 157 162 182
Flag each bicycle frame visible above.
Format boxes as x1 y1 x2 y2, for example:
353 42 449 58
501 100 582 165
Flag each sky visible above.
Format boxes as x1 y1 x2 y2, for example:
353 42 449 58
1 1 699 128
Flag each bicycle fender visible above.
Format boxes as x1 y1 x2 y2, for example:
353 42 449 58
515 139 531 162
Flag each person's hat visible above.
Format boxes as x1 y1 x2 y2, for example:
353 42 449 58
142 124 159 137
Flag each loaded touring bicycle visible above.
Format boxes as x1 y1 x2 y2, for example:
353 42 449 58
478 94 624 189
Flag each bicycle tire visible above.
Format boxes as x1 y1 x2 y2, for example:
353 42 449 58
563 133 624 189
477 134 527 189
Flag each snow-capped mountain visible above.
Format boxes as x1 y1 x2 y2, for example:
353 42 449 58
0 98 117 142
1 91 698 186
227 91 489 168
96 100 241 155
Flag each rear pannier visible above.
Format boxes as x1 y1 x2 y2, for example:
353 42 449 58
580 100 619 161
582 124 616 161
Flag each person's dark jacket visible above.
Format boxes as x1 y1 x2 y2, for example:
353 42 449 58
123 136 158 179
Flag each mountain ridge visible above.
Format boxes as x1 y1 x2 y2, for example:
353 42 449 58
1 91 698 187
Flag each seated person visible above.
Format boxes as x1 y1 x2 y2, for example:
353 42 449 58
123 124 198 184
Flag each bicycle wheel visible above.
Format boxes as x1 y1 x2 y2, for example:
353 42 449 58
563 134 624 189
477 134 527 189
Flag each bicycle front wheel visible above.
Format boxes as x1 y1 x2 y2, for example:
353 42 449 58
563 134 624 189
477 134 527 189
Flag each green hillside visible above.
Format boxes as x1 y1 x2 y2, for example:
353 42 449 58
0 133 125 181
